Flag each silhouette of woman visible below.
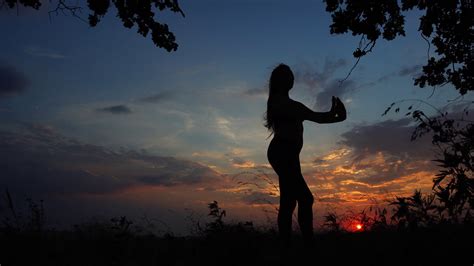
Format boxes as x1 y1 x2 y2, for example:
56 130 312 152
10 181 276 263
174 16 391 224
264 64 346 246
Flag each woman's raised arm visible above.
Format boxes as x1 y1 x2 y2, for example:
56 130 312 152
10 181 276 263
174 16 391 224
294 97 346 124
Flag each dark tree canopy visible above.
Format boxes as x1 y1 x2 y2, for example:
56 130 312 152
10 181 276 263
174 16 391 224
324 0 473 95
2 0 184 52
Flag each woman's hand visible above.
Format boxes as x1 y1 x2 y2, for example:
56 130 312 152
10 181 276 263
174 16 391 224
335 97 346 121
330 96 346 122
330 96 338 115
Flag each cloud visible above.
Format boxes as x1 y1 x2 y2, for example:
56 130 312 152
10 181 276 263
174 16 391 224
24 46 66 59
339 118 434 161
138 91 174 104
96 105 132 114
300 117 442 206
306 112 474 206
317 195 348 203
309 118 436 186
230 157 256 169
0 123 222 197
242 87 267 97
135 158 220 186
315 79 355 110
294 58 347 89
307 157 435 206
313 109 472 191
240 191 279 205
226 155 270 170
398 64 422 77
293 58 355 110
0 64 29 98
357 64 423 91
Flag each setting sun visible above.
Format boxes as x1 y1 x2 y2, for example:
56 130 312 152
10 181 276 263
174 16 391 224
355 224 363 231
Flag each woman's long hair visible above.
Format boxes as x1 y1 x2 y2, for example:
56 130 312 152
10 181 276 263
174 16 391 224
264 64 294 136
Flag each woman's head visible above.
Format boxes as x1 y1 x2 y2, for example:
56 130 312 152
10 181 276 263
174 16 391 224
269 64 294 95
264 64 294 134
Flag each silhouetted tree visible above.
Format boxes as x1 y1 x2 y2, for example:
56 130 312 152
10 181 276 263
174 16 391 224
205 200 226 234
323 212 341 232
325 0 473 225
324 0 473 95
411 110 473 222
383 101 473 224
390 190 438 229
1 0 184 51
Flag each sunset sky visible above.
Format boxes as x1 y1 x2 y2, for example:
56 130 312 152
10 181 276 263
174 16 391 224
0 0 466 234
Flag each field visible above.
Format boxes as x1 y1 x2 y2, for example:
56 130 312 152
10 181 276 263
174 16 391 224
1 212 472 266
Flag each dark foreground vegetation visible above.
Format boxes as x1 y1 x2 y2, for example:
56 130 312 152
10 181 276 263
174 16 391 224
1 222 472 266
1 197 473 266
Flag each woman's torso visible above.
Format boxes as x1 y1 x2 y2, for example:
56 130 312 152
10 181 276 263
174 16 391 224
268 98 304 154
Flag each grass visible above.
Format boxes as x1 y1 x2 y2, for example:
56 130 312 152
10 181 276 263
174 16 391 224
1 199 473 266
1 222 472 266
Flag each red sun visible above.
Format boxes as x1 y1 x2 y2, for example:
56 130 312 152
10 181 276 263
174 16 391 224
355 224 363 231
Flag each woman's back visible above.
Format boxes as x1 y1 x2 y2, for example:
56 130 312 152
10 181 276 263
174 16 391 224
269 97 304 146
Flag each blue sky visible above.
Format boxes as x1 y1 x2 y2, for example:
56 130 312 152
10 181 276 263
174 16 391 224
0 0 466 233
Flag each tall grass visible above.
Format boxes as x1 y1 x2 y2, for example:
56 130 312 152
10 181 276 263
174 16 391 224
0 191 472 266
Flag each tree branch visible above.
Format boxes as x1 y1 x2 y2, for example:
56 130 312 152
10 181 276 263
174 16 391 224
48 0 88 24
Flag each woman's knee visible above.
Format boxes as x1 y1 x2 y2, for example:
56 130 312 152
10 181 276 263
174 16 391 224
280 197 297 211
299 192 314 206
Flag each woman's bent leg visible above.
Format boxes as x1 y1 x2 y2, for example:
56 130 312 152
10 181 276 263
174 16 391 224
298 189 314 244
296 177 314 245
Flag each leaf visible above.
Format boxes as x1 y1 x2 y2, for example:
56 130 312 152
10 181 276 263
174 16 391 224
382 106 392 116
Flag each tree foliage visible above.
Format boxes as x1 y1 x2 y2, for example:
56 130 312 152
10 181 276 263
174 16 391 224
325 0 473 225
383 100 474 224
1 0 184 51
324 0 473 95
390 190 438 229
411 109 473 222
